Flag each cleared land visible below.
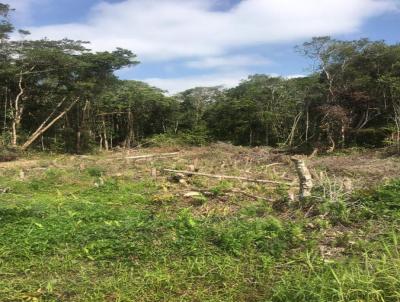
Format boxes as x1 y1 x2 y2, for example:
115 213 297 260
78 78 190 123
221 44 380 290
0 144 399 301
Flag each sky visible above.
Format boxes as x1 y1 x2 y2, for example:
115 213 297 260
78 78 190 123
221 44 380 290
7 0 400 94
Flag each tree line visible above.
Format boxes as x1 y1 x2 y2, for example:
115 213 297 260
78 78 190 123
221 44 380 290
1 3 400 154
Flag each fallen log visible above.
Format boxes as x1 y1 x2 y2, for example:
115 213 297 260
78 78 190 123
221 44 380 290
125 152 179 160
186 188 273 201
163 169 293 186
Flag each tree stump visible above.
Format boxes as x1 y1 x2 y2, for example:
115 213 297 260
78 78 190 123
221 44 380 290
291 157 313 200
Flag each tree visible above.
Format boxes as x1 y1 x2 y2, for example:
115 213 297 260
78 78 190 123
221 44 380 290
96 80 179 149
176 86 223 131
206 75 299 146
0 3 13 40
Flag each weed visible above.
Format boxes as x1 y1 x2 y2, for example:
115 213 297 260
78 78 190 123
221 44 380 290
0 150 400 301
85 166 105 178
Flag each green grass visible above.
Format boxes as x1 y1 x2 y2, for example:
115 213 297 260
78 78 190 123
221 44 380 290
0 167 399 301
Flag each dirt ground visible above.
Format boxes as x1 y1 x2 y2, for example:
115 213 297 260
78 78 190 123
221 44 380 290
1 144 399 193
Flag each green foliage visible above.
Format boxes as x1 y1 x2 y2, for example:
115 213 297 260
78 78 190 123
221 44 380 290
85 166 105 178
350 128 390 147
271 234 400 302
306 177 400 226
355 179 400 219
208 217 297 257
0 3 13 39
1 161 400 300
177 127 210 146
147 128 210 147
205 75 301 146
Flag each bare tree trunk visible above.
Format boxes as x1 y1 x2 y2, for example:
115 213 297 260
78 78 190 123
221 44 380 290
322 65 335 102
99 136 103 151
305 108 309 143
291 157 313 200
21 97 79 150
102 116 109 151
393 102 400 152
76 101 81 154
75 100 89 154
41 135 45 151
340 122 346 148
110 115 113 149
285 112 302 147
11 72 24 147
327 134 335 153
3 87 8 136
76 130 81 154
124 109 134 148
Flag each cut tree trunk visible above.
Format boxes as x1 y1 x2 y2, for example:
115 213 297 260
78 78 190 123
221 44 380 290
21 97 79 150
291 157 313 200
102 116 109 151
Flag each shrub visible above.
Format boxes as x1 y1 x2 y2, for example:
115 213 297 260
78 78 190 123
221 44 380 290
349 128 390 148
0 147 18 162
271 235 400 302
355 179 400 219
85 166 105 178
147 128 210 147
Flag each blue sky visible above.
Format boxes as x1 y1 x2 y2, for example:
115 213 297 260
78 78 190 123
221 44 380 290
9 0 400 93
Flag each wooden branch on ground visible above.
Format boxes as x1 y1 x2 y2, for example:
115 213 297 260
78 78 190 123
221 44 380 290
163 169 293 186
265 163 284 168
125 152 179 160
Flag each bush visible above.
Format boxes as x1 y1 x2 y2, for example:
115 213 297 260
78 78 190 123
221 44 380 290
147 128 211 147
208 217 298 257
85 166 105 178
349 128 390 148
0 148 18 162
271 235 400 302
355 179 400 219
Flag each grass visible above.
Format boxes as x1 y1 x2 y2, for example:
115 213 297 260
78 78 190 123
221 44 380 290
0 151 399 301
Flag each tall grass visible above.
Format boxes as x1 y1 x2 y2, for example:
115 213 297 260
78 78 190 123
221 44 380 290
271 233 400 302
0 167 399 301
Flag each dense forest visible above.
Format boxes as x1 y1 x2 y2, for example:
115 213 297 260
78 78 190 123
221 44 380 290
1 3 400 154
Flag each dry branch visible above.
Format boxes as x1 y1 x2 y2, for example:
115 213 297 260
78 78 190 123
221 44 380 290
265 163 284 168
163 169 293 185
188 188 273 201
125 152 179 160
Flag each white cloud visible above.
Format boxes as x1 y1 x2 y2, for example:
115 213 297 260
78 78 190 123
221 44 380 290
8 0 49 24
186 54 271 69
18 0 397 61
9 0 399 92
145 73 245 94
286 74 306 79
144 71 310 94
145 70 277 94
